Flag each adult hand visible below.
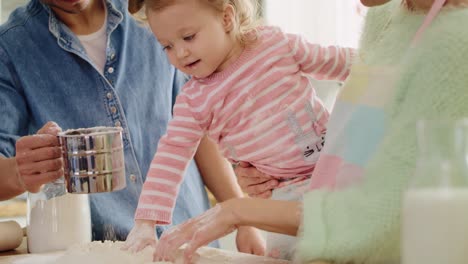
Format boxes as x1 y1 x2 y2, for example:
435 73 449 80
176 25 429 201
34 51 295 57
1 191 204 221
153 202 238 263
15 121 63 193
122 219 158 253
234 162 279 199
235 226 265 256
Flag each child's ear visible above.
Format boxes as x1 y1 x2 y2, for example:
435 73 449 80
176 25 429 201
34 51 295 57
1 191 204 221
222 4 236 33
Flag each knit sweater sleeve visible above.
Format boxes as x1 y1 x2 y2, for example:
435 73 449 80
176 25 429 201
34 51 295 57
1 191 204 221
135 92 204 224
297 16 468 263
285 33 354 82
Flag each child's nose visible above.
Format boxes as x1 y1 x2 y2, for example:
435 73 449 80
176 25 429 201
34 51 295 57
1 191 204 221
176 47 189 59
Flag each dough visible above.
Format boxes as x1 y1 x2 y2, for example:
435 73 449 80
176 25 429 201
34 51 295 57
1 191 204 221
0 221 23 252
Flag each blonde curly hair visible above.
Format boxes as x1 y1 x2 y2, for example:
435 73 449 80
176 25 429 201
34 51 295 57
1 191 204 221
128 0 261 45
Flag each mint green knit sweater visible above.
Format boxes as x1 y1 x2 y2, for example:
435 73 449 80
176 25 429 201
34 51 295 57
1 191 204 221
297 1 468 263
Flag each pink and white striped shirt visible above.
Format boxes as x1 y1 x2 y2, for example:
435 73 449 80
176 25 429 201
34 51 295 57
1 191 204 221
136 26 354 224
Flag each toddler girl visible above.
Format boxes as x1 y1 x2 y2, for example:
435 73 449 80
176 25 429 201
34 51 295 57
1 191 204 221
132 0 354 259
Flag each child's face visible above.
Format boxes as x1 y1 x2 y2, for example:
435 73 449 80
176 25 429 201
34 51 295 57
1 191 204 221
148 0 237 79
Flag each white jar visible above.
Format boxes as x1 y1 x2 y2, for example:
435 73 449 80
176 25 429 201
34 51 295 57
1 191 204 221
403 189 468 264
402 119 468 264
27 180 91 253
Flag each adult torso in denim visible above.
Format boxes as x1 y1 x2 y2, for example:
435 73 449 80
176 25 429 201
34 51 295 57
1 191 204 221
0 0 210 241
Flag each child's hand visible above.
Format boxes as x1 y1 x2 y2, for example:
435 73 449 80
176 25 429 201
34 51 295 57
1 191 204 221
121 219 157 253
153 202 239 263
235 226 265 256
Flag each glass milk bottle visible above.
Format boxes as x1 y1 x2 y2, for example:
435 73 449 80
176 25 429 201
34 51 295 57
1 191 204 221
27 178 91 253
402 119 468 264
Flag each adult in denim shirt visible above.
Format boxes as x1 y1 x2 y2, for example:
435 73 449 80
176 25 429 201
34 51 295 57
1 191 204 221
0 0 264 248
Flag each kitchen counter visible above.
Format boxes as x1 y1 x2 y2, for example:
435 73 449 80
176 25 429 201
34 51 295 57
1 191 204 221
0 201 331 264
0 238 330 264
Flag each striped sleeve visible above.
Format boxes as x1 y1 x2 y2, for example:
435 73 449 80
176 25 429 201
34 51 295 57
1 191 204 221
286 33 354 81
135 94 204 224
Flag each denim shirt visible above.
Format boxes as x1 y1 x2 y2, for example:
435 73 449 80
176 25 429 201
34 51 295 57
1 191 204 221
0 0 211 241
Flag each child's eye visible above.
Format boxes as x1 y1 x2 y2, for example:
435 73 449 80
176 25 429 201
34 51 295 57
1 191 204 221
183 34 196 41
162 44 173 51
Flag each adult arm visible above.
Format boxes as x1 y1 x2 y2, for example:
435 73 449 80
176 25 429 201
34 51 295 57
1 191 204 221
0 157 22 201
153 197 301 262
194 136 265 255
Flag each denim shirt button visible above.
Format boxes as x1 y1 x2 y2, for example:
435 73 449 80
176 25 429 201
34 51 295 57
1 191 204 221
114 121 121 127
106 92 113 99
110 106 117 114
110 53 116 60
107 67 114 74
129 174 137 183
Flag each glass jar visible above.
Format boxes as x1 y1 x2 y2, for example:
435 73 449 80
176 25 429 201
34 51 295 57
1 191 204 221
402 119 468 264
27 177 91 253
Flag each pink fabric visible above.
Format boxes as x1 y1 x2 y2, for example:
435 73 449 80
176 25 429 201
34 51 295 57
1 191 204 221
136 26 354 223
308 155 342 190
308 154 365 191
411 0 447 46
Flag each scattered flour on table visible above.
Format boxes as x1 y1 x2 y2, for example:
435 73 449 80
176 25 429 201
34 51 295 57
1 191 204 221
11 240 290 264
47 241 289 264
49 241 235 264
50 241 169 264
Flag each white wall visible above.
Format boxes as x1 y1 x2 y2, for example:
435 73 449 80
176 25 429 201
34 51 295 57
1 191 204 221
1 0 357 110
2 0 28 23
264 0 366 48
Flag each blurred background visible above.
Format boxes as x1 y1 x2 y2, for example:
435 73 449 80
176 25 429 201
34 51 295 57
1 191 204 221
1 0 366 46
0 0 366 110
